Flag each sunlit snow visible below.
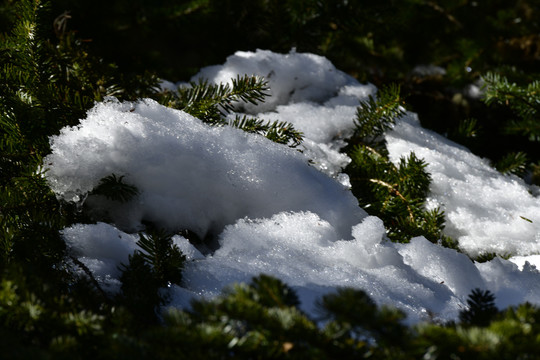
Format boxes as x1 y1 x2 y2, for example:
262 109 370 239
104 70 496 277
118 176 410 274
46 98 363 240
386 114 540 257
48 49 540 324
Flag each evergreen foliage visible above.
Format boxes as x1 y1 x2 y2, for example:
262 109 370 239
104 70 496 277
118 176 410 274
482 72 540 141
5 0 536 181
157 76 303 146
4 273 540 359
481 73 540 179
353 84 406 143
118 230 186 327
228 115 303 147
345 86 456 247
317 288 408 351
347 146 444 244
170 76 269 122
450 117 480 144
494 151 529 177
119 252 164 327
0 0 158 273
473 252 512 263
90 174 139 203
165 275 404 359
39 0 539 86
134 230 186 288
459 288 499 327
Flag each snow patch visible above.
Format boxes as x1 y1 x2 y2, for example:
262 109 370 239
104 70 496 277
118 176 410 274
46 49 540 323
45 98 364 240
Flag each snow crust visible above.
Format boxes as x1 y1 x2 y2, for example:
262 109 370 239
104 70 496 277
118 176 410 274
47 49 540 324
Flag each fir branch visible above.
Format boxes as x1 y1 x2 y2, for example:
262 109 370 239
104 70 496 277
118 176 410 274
345 84 449 245
494 151 528 177
250 274 300 308
135 230 186 287
459 288 499 327
228 115 303 147
317 287 408 348
157 77 304 147
483 72 540 117
91 174 139 203
169 75 269 123
448 117 482 148
353 83 405 141
347 144 447 244
369 178 415 222
230 75 269 106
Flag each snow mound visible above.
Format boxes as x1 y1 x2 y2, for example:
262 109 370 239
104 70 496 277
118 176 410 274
194 49 377 179
46 49 540 324
44 98 364 240
64 214 540 324
193 49 358 113
187 212 540 323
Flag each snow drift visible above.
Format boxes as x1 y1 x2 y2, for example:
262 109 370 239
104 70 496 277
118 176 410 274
47 49 540 324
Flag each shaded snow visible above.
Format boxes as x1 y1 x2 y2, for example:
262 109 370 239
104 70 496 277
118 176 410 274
63 222 139 292
48 49 540 324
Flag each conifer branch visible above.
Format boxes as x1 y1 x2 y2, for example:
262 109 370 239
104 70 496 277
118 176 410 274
91 174 139 203
69 255 110 303
345 87 448 245
494 151 528 177
157 76 303 147
459 288 499 326
168 75 269 123
135 230 186 287
228 115 303 147
369 178 415 222
354 84 405 141
483 73 540 116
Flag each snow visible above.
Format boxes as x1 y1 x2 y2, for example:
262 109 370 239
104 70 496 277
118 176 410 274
46 49 540 324
63 222 139 292
386 114 540 257
192 49 358 114
45 97 364 241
